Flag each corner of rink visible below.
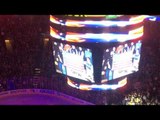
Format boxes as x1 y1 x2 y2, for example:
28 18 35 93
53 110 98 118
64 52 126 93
0 89 94 105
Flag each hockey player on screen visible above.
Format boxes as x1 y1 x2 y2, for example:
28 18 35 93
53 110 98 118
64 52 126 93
83 49 94 83
84 57 94 83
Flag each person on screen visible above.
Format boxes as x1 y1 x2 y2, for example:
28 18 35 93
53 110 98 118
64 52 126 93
110 47 116 56
57 43 67 74
102 49 110 74
54 43 61 72
130 42 136 64
101 58 113 83
63 44 71 53
132 48 141 70
105 59 113 81
116 45 123 54
84 49 92 63
130 42 135 53
103 49 109 59
109 47 116 69
78 47 84 56
71 45 77 54
84 57 94 83
123 44 129 53
136 41 142 53
57 45 63 70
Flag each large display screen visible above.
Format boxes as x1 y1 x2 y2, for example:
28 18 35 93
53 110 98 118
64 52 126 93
50 15 146 43
50 26 143 43
101 40 142 83
50 15 147 27
52 42 94 83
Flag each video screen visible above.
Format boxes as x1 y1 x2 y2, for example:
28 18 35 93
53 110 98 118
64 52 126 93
50 15 145 43
50 15 147 27
101 40 142 83
50 26 143 43
52 42 94 83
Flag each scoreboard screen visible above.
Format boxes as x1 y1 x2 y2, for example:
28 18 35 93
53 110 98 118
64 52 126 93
52 42 94 83
101 40 142 83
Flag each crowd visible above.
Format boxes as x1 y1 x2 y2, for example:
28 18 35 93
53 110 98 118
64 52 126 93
0 15 160 105
0 15 49 91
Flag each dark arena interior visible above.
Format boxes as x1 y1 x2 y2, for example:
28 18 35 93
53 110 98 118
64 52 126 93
0 15 160 105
